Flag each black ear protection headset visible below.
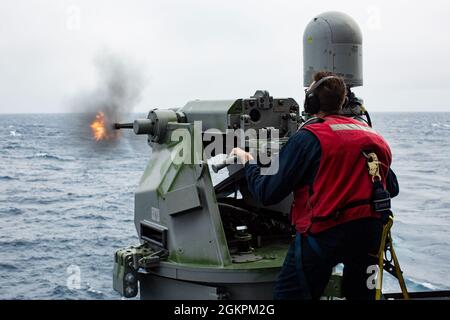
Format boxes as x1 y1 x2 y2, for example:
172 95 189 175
304 76 348 115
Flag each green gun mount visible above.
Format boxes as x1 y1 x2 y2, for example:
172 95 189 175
112 90 306 299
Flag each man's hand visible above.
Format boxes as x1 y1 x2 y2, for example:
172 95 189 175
230 148 254 165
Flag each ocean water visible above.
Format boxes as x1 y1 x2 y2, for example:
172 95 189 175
0 113 449 299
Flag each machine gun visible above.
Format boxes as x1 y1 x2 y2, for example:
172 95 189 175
112 90 302 299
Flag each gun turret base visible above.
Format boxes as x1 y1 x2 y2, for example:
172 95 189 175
138 242 288 300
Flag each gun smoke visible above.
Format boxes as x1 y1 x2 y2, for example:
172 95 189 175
73 52 146 143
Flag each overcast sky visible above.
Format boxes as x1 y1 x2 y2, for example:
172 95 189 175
0 0 449 113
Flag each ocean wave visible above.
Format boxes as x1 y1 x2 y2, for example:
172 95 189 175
0 240 35 248
0 238 82 253
42 164 64 171
27 153 75 162
405 277 446 292
9 130 22 137
66 193 94 199
73 214 108 221
35 198 66 205
0 207 23 215
0 175 17 181
24 178 49 183
0 263 18 271
3 142 22 150
5 196 63 205
51 283 106 299
85 283 105 298
431 123 450 129
51 285 79 299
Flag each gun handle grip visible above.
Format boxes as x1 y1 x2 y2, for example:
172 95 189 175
211 156 238 173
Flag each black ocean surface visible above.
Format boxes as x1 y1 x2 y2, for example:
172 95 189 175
0 113 449 299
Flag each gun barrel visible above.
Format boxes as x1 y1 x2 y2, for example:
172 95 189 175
114 123 134 130
113 119 155 135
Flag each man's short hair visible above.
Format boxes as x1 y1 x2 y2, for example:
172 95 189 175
313 71 347 114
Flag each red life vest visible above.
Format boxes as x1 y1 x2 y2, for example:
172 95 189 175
291 115 392 234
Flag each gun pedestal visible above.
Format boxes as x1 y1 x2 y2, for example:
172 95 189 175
112 91 301 299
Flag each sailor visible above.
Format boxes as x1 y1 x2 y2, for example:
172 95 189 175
231 71 399 300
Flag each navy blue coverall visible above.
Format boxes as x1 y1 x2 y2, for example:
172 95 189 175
244 130 399 300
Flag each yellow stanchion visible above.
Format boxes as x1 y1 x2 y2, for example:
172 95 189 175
375 215 410 300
